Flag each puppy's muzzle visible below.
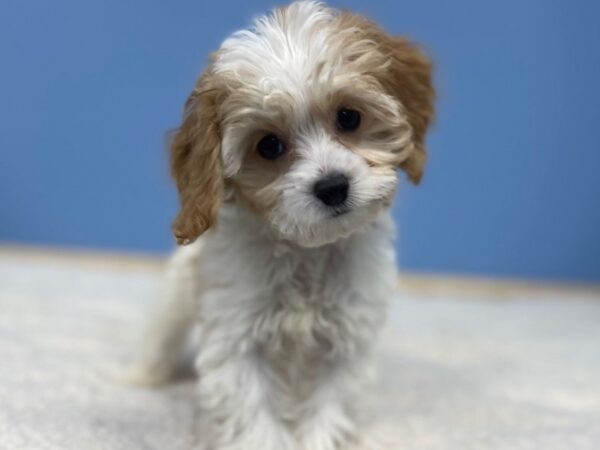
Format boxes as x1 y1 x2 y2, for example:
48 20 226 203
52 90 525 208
313 172 350 207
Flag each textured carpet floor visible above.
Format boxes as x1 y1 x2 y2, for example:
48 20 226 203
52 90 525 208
0 250 599 450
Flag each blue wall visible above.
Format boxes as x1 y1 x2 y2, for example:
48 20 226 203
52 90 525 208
2 0 599 282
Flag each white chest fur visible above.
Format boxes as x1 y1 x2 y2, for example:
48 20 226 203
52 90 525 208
195 206 397 362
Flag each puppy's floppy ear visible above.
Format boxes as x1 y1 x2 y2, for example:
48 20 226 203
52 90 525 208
342 12 435 184
380 37 434 184
170 68 222 245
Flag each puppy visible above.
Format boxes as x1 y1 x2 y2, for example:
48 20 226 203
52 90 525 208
132 2 434 449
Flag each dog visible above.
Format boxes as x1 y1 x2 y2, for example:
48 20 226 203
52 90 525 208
129 2 434 449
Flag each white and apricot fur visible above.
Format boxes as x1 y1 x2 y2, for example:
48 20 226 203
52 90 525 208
131 2 434 449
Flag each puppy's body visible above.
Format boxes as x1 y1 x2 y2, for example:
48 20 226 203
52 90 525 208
134 2 434 449
137 204 396 449
196 204 395 449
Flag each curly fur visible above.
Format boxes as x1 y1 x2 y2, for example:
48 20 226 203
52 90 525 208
130 2 434 449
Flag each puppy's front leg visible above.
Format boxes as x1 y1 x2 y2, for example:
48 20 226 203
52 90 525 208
295 357 373 450
195 345 294 450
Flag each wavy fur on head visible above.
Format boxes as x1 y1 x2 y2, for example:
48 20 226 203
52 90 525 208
169 1 434 245
133 2 435 449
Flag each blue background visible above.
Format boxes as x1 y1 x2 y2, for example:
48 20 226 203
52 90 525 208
1 1 599 282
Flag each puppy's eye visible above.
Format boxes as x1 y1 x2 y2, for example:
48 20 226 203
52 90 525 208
257 134 286 160
337 108 361 131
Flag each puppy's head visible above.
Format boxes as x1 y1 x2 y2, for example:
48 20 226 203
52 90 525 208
171 1 434 247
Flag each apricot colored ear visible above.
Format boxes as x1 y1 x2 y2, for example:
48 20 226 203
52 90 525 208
170 70 222 244
382 37 434 184
336 11 435 183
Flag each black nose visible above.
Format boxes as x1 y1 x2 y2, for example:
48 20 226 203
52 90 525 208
313 173 349 207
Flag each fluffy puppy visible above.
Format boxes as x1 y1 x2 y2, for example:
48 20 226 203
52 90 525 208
132 2 434 449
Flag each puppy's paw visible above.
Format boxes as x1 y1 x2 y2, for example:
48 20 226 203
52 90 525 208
297 420 356 450
295 399 362 450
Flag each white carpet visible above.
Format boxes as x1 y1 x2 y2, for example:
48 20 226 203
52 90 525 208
0 250 599 450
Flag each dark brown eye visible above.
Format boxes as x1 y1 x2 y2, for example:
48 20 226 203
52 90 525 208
256 134 285 160
337 108 361 131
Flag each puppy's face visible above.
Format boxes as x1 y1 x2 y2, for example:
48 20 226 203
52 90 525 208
171 1 434 247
